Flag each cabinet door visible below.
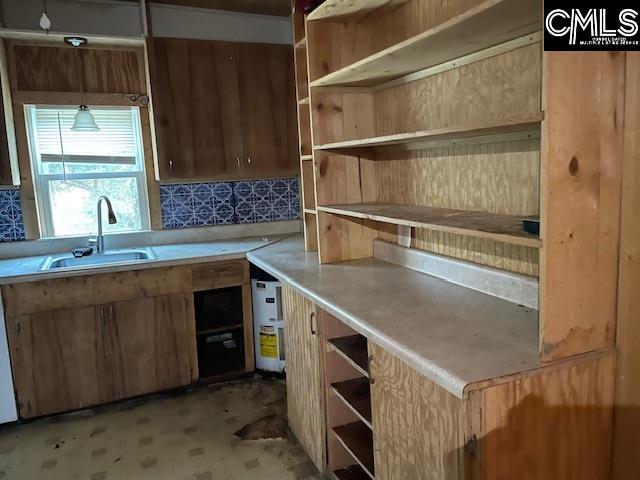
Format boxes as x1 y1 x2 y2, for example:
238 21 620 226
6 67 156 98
282 286 325 471
369 343 464 480
107 293 197 400
148 37 244 179
237 43 299 176
6 306 112 418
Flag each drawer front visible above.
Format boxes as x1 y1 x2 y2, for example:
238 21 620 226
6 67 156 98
2 266 191 317
191 260 248 291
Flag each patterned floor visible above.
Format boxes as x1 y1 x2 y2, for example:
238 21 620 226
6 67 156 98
0 376 321 480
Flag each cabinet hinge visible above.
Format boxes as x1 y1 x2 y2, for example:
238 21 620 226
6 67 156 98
465 433 479 459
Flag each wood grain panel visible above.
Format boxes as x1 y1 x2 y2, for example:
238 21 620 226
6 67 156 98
237 42 299 176
1 266 191 317
468 353 615 480
612 51 640 480
282 286 325 472
11 44 145 94
6 306 112 419
369 342 464 480
147 37 245 179
539 52 625 361
190 259 247 292
108 293 197 400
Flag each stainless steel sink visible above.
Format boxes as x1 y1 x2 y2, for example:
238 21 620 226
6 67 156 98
40 248 156 272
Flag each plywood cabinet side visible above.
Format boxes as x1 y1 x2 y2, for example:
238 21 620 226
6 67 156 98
466 352 615 480
539 51 626 361
611 51 640 480
369 342 465 480
281 286 326 472
6 306 113 419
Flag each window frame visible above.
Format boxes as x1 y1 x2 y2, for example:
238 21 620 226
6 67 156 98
25 105 151 238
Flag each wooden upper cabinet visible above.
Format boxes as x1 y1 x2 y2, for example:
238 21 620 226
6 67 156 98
147 38 298 181
147 38 245 179
236 43 299 176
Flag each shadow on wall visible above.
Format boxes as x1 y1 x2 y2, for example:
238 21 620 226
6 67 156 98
437 395 625 480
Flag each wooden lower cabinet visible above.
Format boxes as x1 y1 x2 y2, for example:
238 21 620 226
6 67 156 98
107 294 197 400
7 306 112 418
6 293 197 419
369 343 615 480
282 286 326 472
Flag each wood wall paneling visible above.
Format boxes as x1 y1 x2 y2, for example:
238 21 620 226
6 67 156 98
368 342 464 480
612 51 640 480
282 286 326 472
539 52 625 361
468 353 615 480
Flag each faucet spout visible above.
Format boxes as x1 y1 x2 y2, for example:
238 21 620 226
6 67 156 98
96 196 117 254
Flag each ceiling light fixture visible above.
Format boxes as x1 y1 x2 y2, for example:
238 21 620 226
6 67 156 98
64 36 100 132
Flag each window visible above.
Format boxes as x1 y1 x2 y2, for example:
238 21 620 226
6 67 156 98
25 106 150 237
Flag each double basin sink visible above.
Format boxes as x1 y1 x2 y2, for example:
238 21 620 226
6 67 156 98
40 248 156 272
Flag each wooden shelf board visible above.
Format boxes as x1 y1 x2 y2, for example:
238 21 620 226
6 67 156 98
314 116 542 156
332 421 375 479
196 324 244 336
309 0 542 87
318 203 542 248
298 96 310 105
295 36 307 49
307 0 408 22
331 377 372 428
328 335 369 377
304 208 317 215
301 154 313 161
333 465 371 480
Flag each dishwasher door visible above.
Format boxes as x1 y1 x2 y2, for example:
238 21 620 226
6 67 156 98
0 297 17 424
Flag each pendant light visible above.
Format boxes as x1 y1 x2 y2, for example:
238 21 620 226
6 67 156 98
39 0 51 31
64 36 100 132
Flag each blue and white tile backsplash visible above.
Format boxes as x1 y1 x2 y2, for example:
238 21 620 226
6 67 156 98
160 177 300 229
0 188 26 242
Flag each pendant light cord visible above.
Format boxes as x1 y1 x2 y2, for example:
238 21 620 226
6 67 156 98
56 112 67 182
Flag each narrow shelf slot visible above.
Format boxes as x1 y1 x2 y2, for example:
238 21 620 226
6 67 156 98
309 0 541 87
328 335 369 377
332 421 375 479
197 324 243 336
331 377 372 428
314 116 542 157
318 203 541 248
333 465 371 480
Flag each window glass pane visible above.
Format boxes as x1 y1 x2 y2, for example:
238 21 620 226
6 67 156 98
48 177 143 237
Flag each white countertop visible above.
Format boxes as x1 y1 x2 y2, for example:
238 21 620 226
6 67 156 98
247 236 540 399
0 235 290 285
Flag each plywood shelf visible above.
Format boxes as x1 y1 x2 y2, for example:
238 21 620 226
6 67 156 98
295 37 307 49
298 96 310 105
304 208 317 215
332 421 375 479
314 116 542 156
328 335 369 377
309 0 542 87
307 0 408 22
301 154 313 161
333 465 371 480
331 377 372 428
318 203 541 248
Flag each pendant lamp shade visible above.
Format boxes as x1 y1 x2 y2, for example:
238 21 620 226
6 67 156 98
71 105 100 132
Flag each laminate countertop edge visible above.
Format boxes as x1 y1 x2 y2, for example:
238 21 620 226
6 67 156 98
247 236 541 399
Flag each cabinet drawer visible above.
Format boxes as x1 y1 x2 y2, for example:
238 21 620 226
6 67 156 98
1 266 190 317
191 260 248 291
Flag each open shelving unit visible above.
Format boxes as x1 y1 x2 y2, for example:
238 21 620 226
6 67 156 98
308 0 541 87
322 312 375 479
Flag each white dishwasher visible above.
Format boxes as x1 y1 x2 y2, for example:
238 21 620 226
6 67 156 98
0 296 17 424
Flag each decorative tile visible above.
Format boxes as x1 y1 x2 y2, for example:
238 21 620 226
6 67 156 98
161 177 300 230
0 188 26 242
